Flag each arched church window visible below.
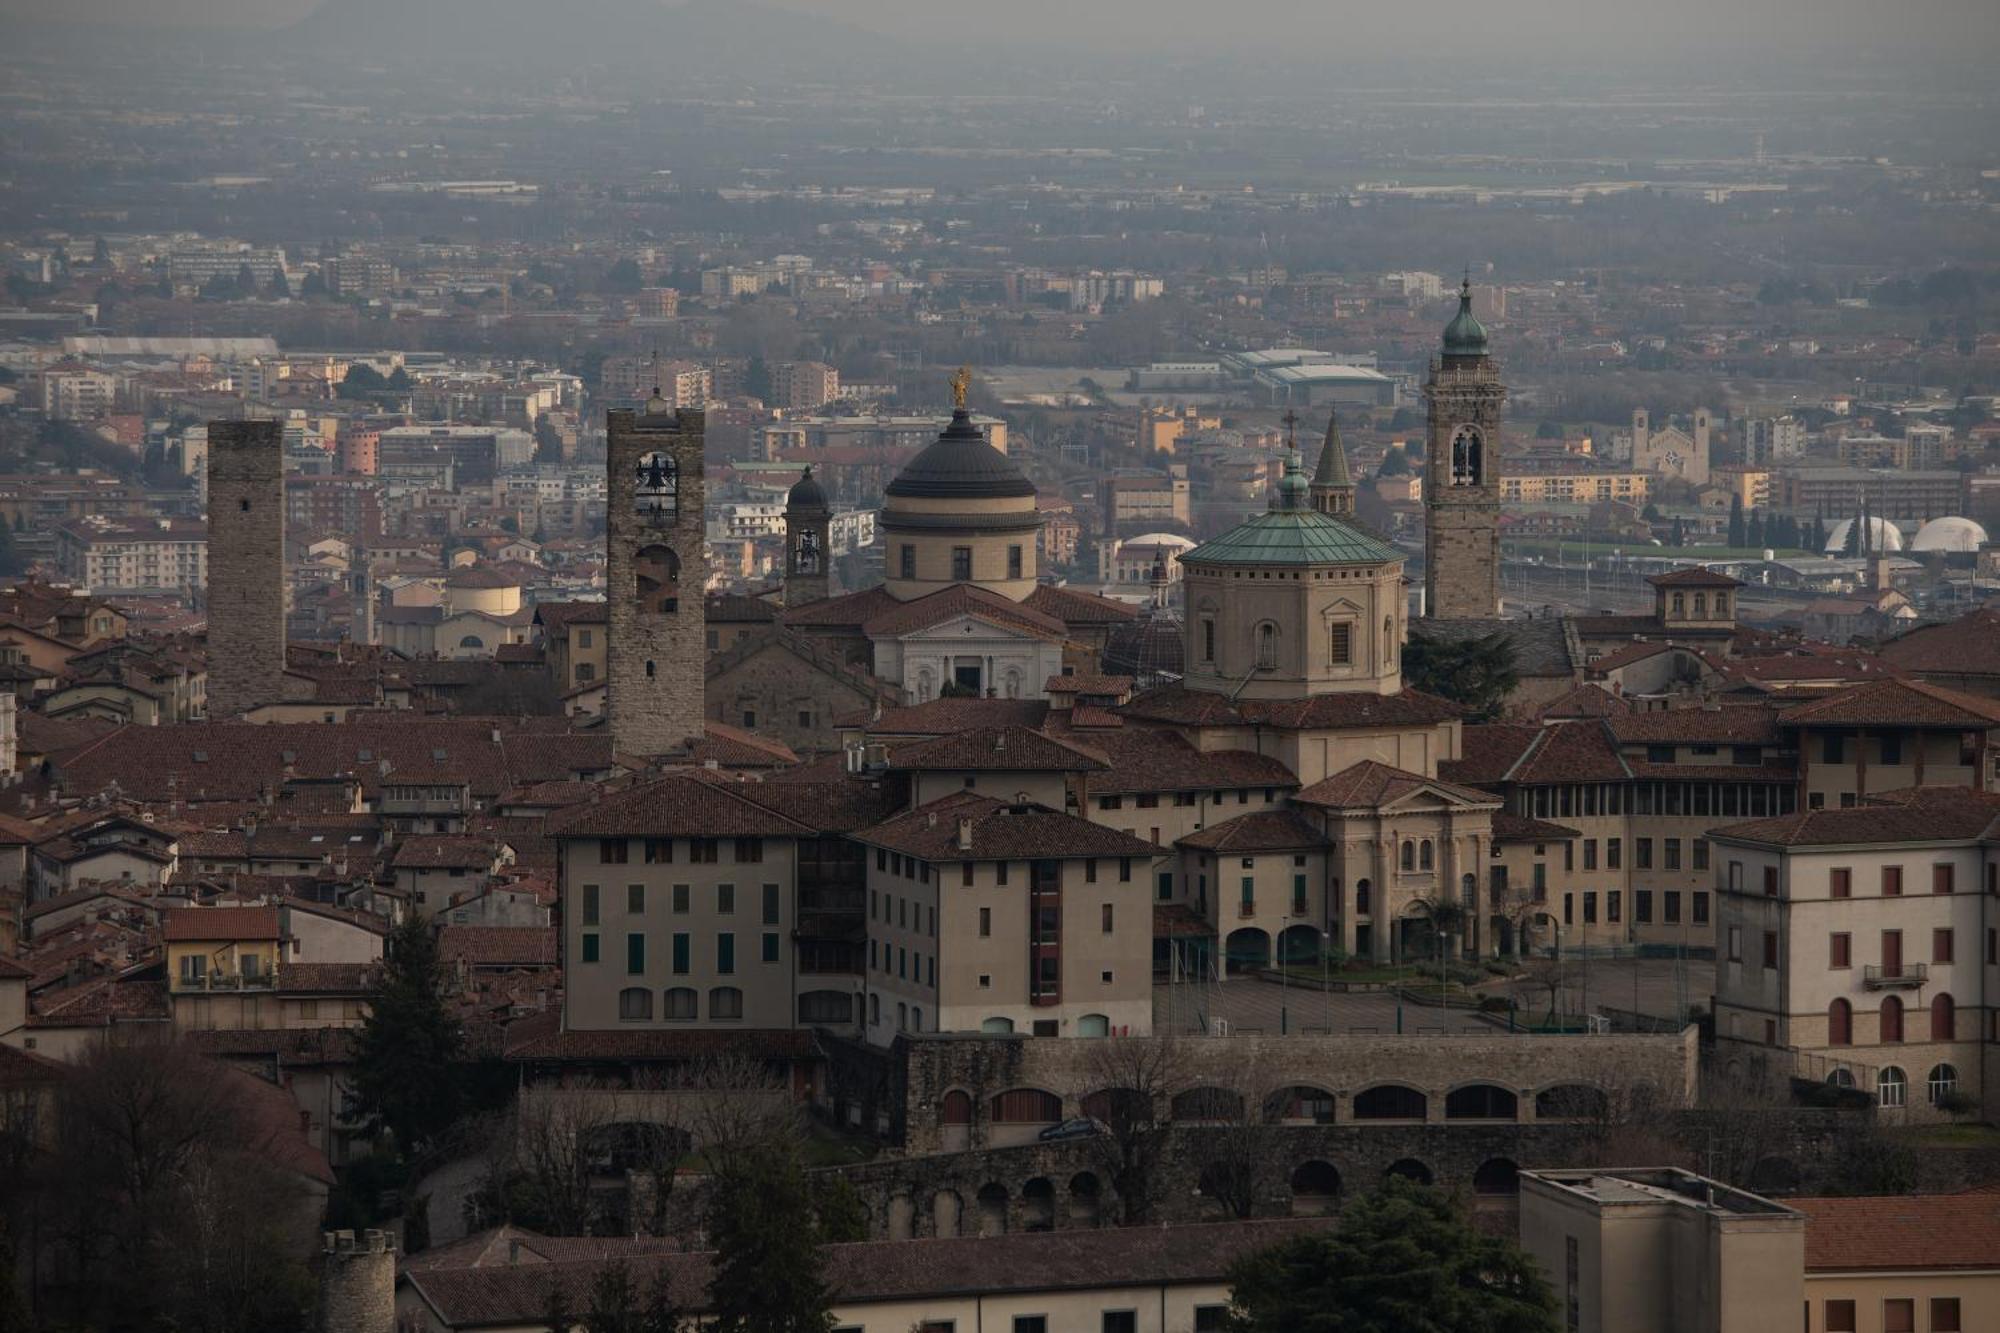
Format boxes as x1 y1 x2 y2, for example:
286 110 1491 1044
1384 616 1395 668
1255 622 1278 670
1672 593 1685 617
635 544 681 614
1003 669 1021 700
1450 426 1483 486
1420 840 1435 871
1401 841 1415 872
1693 593 1707 616
794 528 820 575
634 451 678 517
1201 618 1216 664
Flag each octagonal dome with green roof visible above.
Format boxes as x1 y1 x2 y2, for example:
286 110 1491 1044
1182 452 1402 568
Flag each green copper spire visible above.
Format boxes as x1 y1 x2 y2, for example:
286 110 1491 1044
1442 276 1488 359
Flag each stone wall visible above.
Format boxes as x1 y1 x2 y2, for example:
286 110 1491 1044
1422 358 1506 620
605 409 708 757
879 1028 1699 1155
206 419 286 719
317 1229 395 1333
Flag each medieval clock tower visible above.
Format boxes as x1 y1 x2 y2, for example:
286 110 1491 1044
1422 279 1506 619
605 387 708 757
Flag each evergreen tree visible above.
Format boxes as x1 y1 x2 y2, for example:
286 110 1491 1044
1746 510 1765 548
544 1272 576 1333
1403 631 1519 723
1376 444 1411 477
744 354 773 403
1727 494 1745 548
347 914 464 1157
1670 516 1686 547
706 1148 837 1333
1224 1175 1558 1333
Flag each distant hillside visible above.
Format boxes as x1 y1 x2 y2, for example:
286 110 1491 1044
277 0 893 71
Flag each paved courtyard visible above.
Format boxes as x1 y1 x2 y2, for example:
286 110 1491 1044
1153 956 1710 1038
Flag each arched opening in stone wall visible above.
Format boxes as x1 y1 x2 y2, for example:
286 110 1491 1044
1081 1087 1152 1126
1352 1084 1428 1121
1290 1160 1341 1216
1172 1086 1246 1124
975 1182 1009 1236
1444 1084 1519 1121
1265 1085 1337 1125
1068 1173 1102 1226
886 1194 915 1240
1224 926 1270 973
1472 1158 1520 1196
1534 1084 1608 1121
990 1088 1062 1125
931 1190 962 1238
939 1088 973 1152
1384 1158 1433 1186
635 543 681 613
1020 1177 1056 1232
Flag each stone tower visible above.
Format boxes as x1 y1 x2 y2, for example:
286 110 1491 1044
782 464 831 608
1422 280 1506 619
205 418 287 719
605 392 708 758
1310 409 1354 517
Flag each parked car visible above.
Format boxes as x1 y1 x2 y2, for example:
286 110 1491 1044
1037 1116 1104 1143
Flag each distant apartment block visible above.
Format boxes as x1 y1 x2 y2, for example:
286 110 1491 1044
771 361 840 413
54 516 208 594
1499 471 1653 505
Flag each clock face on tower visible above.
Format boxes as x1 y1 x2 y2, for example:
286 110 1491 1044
796 528 820 573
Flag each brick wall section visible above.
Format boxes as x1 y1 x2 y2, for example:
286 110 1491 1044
884 1027 1697 1155
206 419 287 718
606 409 708 757
1422 358 1506 619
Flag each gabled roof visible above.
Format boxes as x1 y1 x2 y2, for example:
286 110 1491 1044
1776 677 2000 729
1177 810 1330 853
860 583 1068 643
1292 759 1500 811
885 725 1108 774
163 905 281 942
547 773 816 840
1020 582 1139 627
847 697 1050 737
1539 684 1630 720
438 926 558 968
1795 1193 2000 1273
1120 684 1461 731
1608 704 1785 746
1647 567 1742 589
855 791 1158 863
1712 787 2000 849
392 837 502 871
1876 607 2000 679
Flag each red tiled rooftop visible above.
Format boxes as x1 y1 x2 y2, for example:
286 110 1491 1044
1794 1193 2000 1272
163 905 281 942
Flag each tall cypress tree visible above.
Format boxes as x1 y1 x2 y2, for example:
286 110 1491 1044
348 914 464 1158
706 1147 837 1333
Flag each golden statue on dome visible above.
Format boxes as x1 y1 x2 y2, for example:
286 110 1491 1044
949 364 972 410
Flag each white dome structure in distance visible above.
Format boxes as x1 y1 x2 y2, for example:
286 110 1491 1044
1910 516 1990 554
1823 515 1905 556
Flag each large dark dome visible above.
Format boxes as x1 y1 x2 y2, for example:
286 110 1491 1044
786 464 828 511
884 409 1036 501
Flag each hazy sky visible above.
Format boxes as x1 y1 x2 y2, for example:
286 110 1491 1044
4 0 1998 62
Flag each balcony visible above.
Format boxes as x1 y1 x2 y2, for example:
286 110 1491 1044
1862 963 1927 991
174 970 277 993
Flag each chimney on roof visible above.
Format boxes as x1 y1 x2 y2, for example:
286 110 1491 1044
956 816 974 852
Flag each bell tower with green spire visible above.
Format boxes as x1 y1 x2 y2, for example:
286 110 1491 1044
1422 278 1505 619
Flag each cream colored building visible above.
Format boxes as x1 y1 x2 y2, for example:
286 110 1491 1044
1499 470 1653 505
1711 787 1996 1119
853 790 1161 1045
1519 1168 1805 1333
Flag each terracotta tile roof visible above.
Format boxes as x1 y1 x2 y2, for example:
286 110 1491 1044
1794 1193 2000 1272
1121 684 1461 730
548 773 816 840
278 962 378 993
1440 724 1544 788
1586 640 1679 673
0 954 33 980
1777 678 2000 729
401 1226 681 1274
392 836 502 871
1721 651 1899 685
0 1043 65 1088
886 725 1108 774
498 781 600 809
1538 685 1630 719
708 772 904 835
1021 582 1140 626
860 583 1069 643
21 883 157 923
856 791 1160 863
1608 705 1786 746
1045 723 1295 796
1877 608 2000 679
1292 759 1499 811
1178 810 1331 852
850 697 1050 736
438 926 558 968
30 972 170 1026
406 1218 1331 1327
684 721 798 769
1492 813 1582 841
705 592 780 623
1154 902 1214 938
1507 721 1632 784
1712 787 2000 848
163 905 281 942
218 1063 336 1186
778 583 900 629
530 600 610 631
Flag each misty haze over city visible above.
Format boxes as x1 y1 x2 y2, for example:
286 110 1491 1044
1 2 1999 1332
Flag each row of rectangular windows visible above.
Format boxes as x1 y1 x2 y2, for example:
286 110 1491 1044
1728 861 1980 898
875 1311 1224 1333
597 837 764 864
578 882 782 924
1567 889 1711 927
578 930 782 973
